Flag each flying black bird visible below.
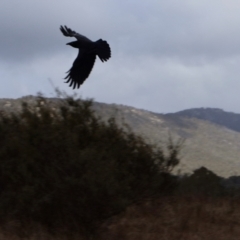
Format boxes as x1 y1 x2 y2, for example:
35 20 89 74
60 25 111 89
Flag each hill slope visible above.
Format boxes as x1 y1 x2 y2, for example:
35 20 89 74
0 96 239 177
91 103 240 177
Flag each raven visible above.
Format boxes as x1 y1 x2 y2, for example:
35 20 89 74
60 25 111 89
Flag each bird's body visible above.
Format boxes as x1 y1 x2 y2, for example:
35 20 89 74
60 25 111 89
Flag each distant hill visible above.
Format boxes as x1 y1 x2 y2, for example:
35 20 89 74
166 108 240 132
91 104 240 177
0 96 240 177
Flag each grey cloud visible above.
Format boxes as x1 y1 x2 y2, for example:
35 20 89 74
1 0 240 64
1 0 240 114
0 0 114 62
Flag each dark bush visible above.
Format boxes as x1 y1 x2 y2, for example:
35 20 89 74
177 167 225 196
0 95 180 235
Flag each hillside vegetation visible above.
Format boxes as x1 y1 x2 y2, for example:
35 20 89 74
1 97 240 177
0 95 179 238
91 103 240 177
0 95 239 240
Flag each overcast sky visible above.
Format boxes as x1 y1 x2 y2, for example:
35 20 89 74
1 0 240 113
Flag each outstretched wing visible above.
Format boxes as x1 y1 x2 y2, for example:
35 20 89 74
60 25 92 42
64 50 96 89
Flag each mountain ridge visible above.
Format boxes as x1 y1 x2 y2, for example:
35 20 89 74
166 107 240 133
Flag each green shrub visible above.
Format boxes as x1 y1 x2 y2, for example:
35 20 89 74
0 95 180 235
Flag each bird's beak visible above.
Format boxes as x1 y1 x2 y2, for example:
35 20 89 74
66 41 79 48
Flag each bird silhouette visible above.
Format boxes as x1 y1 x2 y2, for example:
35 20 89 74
60 25 111 89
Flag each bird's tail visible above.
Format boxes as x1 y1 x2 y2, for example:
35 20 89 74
95 39 111 62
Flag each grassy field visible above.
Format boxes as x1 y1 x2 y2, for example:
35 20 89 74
0 195 240 240
98 196 240 240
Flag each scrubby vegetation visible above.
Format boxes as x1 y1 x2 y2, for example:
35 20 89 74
0 94 180 238
0 94 239 240
98 195 240 240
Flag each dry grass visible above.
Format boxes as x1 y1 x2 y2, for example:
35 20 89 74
1 195 240 240
0 224 86 240
98 196 240 240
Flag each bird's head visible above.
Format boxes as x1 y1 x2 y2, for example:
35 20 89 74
66 41 79 48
